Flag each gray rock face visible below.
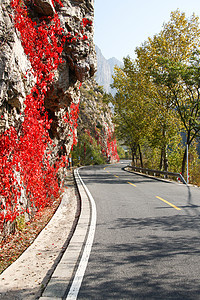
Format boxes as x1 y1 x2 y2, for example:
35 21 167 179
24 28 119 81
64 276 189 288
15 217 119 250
0 0 96 148
0 0 35 133
45 0 97 152
0 0 96 237
59 0 96 82
95 45 111 94
95 45 122 95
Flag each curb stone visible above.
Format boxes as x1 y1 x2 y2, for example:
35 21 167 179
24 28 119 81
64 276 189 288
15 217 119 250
39 168 91 299
0 173 79 300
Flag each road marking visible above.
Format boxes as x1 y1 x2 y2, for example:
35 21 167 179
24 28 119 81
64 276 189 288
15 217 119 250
114 175 119 178
156 196 181 211
66 168 97 300
104 167 109 173
127 182 136 187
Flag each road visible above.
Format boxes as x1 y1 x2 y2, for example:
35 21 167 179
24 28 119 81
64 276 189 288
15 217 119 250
76 161 200 299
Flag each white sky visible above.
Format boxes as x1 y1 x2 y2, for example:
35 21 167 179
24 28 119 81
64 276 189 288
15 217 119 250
94 0 200 61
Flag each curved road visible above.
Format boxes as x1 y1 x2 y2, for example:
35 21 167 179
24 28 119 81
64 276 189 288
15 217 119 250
76 162 200 299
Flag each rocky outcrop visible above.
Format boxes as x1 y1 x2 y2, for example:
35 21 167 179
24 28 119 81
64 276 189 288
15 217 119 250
45 0 96 153
95 45 122 95
0 0 96 238
0 0 96 151
73 79 119 164
0 1 35 133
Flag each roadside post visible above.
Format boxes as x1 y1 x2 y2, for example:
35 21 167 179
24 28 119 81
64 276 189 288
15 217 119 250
69 153 72 171
187 144 189 184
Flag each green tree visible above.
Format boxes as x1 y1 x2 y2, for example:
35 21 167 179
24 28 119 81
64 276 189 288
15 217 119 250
136 10 200 174
111 58 152 167
112 55 181 171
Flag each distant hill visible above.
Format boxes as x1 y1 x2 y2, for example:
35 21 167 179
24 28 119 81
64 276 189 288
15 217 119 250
95 45 123 95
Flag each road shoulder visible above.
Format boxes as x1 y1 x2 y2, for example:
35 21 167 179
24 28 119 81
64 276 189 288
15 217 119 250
0 174 79 300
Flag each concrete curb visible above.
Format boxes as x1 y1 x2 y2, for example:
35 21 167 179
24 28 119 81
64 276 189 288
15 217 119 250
0 183 78 300
40 168 91 299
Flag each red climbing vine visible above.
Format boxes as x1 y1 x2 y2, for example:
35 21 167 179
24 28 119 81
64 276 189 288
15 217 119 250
0 0 92 234
105 126 119 162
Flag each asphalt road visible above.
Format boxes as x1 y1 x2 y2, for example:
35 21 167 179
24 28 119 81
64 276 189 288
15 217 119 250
77 161 200 300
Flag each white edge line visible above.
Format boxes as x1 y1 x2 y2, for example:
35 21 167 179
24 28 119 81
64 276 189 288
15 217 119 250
66 167 97 300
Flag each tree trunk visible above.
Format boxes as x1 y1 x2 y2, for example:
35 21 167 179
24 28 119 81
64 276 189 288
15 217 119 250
164 146 168 172
159 148 163 170
182 132 191 177
181 148 187 176
135 150 138 166
131 148 135 166
138 144 143 168
159 145 168 172
131 144 137 166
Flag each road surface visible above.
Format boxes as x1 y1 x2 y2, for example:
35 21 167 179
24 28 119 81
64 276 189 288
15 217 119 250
75 162 200 299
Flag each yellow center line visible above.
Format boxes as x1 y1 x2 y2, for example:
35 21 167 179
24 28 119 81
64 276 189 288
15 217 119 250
127 182 136 187
156 196 181 211
114 175 119 178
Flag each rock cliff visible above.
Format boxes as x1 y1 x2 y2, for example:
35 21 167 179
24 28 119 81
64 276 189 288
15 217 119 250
0 0 96 238
0 0 96 152
95 45 122 95
72 79 119 165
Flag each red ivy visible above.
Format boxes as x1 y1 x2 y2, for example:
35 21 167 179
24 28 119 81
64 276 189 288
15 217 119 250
0 1 91 232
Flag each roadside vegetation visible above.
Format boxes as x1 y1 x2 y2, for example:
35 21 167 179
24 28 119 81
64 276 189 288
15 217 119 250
72 81 119 166
111 10 200 186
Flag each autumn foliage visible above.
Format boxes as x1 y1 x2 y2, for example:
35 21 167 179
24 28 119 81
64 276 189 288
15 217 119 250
0 0 87 234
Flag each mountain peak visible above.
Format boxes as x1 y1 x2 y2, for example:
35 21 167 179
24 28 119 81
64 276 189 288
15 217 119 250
95 45 123 95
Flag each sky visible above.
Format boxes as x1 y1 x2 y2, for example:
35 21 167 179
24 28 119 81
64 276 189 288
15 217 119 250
94 0 200 62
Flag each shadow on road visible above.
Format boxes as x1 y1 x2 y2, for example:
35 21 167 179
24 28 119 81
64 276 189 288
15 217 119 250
80 166 173 186
78 165 200 300
79 213 200 299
